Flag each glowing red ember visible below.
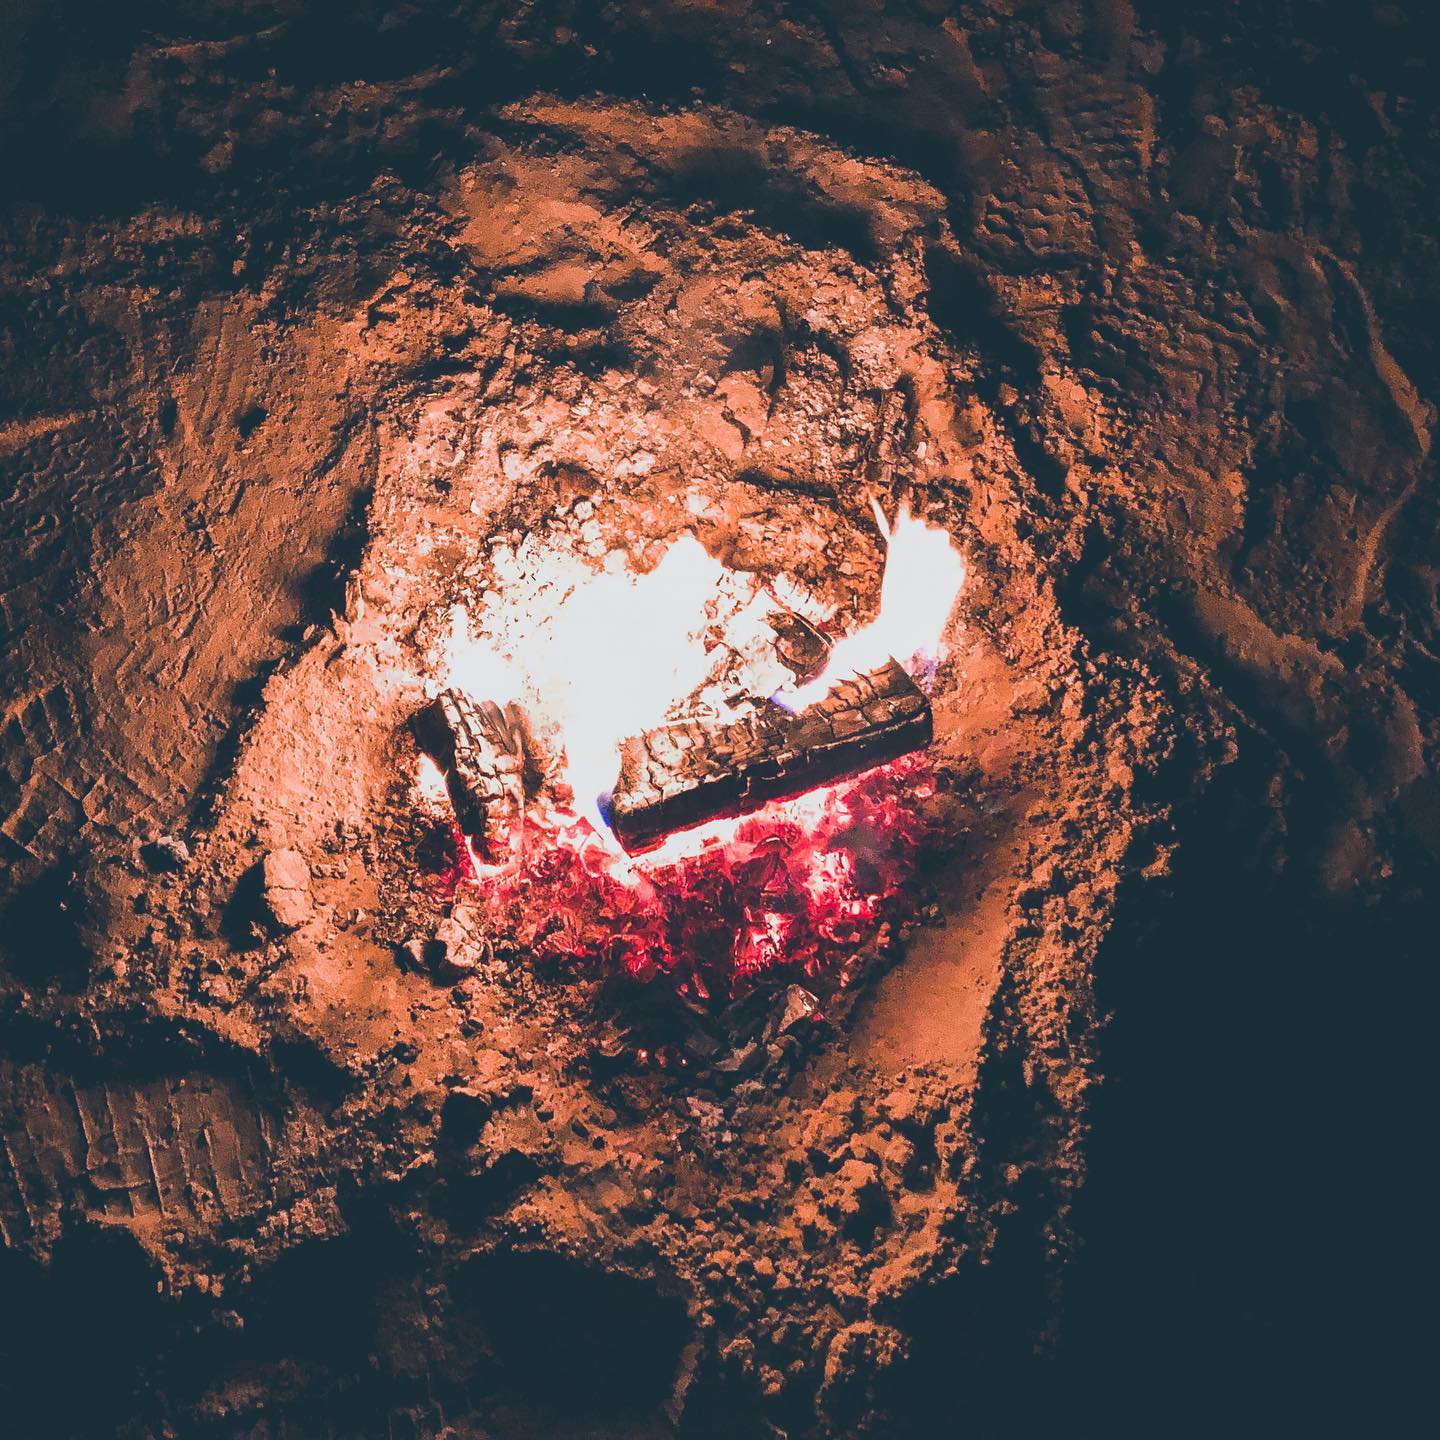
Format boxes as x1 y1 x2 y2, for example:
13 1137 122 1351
421 753 941 997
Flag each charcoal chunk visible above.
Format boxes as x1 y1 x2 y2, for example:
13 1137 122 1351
412 689 533 855
607 660 930 853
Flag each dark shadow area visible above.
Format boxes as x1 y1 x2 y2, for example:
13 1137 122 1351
227 1230 396 1371
1051 736 1431 1436
219 855 267 946
923 245 1041 388
882 1205 1055 1438
490 288 619 332
298 480 375 624
663 145 879 265
0 857 91 989
0 1226 169 1440
453 1248 691 1418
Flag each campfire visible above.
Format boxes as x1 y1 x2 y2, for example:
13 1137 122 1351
407 495 965 999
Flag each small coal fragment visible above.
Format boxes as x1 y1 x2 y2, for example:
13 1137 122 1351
682 1027 724 1065
588 1023 634 1075
767 984 818 1039
771 609 831 682
712 1040 764 1083
608 659 931 852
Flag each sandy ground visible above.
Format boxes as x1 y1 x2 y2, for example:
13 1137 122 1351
1 4 1436 1436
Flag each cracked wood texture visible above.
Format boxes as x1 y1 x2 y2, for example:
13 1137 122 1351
608 660 932 851
412 690 529 855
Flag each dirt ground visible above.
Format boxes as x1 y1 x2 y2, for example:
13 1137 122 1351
1 3 1435 1436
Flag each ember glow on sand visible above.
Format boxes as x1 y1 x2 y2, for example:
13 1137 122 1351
416 503 965 992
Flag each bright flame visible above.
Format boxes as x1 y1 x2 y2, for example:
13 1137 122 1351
442 533 729 842
541 535 725 832
436 503 963 863
443 603 522 705
412 752 452 814
776 500 965 711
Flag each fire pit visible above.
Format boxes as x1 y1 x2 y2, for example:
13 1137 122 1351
406 499 964 995
0 22 1308 1430
23 100 1173 1440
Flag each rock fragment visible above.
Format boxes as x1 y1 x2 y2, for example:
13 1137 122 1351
430 912 478 979
261 849 312 931
141 834 190 872
767 983 818 1038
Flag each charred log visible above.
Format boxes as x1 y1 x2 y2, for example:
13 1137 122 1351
607 659 931 852
412 690 542 855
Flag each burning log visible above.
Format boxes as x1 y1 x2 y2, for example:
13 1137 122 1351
607 659 931 853
412 689 541 856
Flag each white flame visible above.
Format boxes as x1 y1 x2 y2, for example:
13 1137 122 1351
412 752 452 815
442 534 726 839
532 534 724 830
443 603 522 704
774 500 965 711
437 503 964 850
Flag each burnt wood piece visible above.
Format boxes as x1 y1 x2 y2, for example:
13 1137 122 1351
412 689 531 855
607 659 931 853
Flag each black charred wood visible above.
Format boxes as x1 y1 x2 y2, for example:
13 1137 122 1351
412 689 529 855
607 659 931 853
